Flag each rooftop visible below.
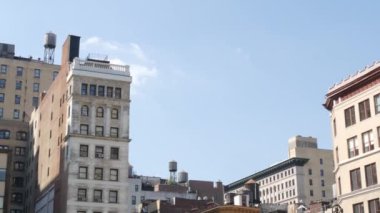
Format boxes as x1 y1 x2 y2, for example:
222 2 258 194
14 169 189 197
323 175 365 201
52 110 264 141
225 157 309 191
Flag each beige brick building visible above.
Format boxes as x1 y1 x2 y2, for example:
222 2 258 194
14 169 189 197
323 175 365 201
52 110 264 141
0 42 60 213
29 35 132 213
225 136 334 213
324 62 380 213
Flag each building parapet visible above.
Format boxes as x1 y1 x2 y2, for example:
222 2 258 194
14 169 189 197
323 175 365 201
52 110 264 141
70 58 130 76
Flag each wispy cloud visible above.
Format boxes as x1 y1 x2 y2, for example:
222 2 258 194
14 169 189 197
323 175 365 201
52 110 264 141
81 36 158 90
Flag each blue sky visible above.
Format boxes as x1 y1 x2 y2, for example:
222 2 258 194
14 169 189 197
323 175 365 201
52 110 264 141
2 1 380 184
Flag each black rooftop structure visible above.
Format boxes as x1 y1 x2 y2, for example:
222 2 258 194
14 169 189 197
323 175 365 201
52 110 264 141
225 157 309 191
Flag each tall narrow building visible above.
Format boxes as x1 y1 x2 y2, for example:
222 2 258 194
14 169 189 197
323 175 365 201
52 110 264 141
324 62 380 213
0 41 60 213
28 35 132 213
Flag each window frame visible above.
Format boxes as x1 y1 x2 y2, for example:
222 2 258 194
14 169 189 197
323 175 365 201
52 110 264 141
365 163 378 187
95 126 104 137
344 106 356 127
33 83 40 92
94 168 103 180
96 107 104 118
81 83 88 95
109 190 118 203
359 99 371 121
81 105 89 116
77 188 87 201
350 168 362 191
0 79 6 88
80 124 89 135
110 169 118 181
347 136 359 158
110 147 119 160
78 166 88 179
110 127 119 138
34 69 41 78
111 108 119 119
79 145 88 157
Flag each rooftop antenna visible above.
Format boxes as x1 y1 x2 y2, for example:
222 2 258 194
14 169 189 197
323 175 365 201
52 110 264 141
44 32 56 64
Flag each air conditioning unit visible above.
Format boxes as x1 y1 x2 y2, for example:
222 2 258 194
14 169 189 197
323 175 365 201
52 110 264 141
96 153 104 158
78 197 87 201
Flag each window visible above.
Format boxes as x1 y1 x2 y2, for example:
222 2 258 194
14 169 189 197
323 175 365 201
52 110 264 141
0 79 6 88
350 168 362 191
81 83 88 95
81 105 89 116
32 97 39 107
110 147 119 160
109 191 118 203
359 99 371 121
34 69 41 78
10 210 23 213
15 81 22 90
95 126 104 137
33 83 39 92
0 65 7 73
309 190 313 196
141 196 145 202
335 147 339 163
321 179 325 187
80 145 88 157
13 109 20 119
110 169 118 181
374 94 380 114
98 85 105 96
320 158 323 165
365 163 377 186
52 71 58 80
0 108 3 119
12 177 24 187
94 168 103 180
110 127 119 138
309 179 313 186
347 136 359 158
0 93 4 102
0 130 10 139
333 118 337 136
93 189 102 202
0 169 5 181
368 198 380 213
80 124 89 135
135 184 139 192
15 95 21 104
16 67 23 76
14 162 25 171
320 169 324 176
95 146 104 158
322 190 326 197
362 130 374 153
107 87 113 97
11 193 22 203
115 88 121 99
132 195 136 205
78 167 88 179
15 147 26 156
96 107 104 117
308 169 312 175
345 106 356 127
111 108 119 119
338 177 342 195
353 202 364 213
77 188 87 201
90 84 96 96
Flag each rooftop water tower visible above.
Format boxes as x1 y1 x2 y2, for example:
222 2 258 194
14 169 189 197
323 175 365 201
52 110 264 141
44 32 56 64
169 160 177 183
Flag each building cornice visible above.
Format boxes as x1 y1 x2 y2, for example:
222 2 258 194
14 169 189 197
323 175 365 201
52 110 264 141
324 62 380 110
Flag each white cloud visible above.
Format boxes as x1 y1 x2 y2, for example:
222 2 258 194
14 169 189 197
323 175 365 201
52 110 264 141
81 36 158 90
82 36 119 51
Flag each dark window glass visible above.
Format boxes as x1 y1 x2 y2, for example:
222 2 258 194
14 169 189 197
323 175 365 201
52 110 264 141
94 168 103 180
110 127 119 138
350 168 362 191
81 105 89 116
344 106 356 127
77 188 87 201
96 107 104 117
80 124 89 135
110 147 119 160
365 163 378 186
115 88 121 99
95 126 104 137
0 79 6 88
359 99 371 121
107 87 113 98
15 81 22 90
78 167 88 179
90 84 96 96
95 146 104 158
98 85 105 96
81 83 88 95
368 199 380 213
111 108 118 119
0 130 10 139
79 145 88 157
353 202 364 213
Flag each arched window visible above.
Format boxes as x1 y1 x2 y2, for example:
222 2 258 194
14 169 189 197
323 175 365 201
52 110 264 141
96 107 104 118
16 131 27 141
111 108 118 119
81 105 89 116
0 130 10 139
